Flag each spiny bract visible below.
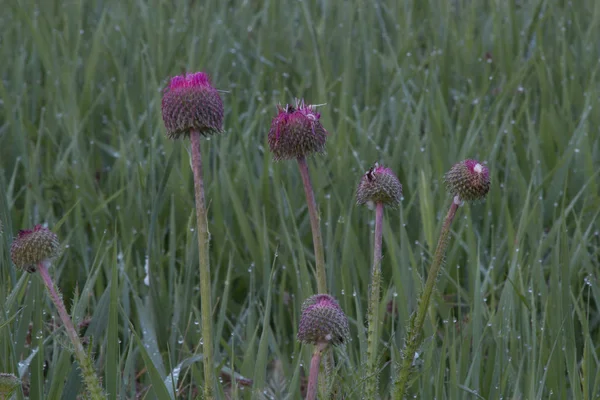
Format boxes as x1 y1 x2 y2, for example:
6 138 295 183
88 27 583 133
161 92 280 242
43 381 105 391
356 163 403 208
297 294 350 346
444 159 490 202
0 373 21 397
10 225 60 273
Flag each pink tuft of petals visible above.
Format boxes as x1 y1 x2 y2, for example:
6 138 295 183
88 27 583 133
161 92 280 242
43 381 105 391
167 72 212 90
17 224 45 239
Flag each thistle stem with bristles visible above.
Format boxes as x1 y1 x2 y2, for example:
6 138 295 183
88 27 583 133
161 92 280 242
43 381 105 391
297 156 333 395
190 130 215 399
365 202 384 398
37 260 104 399
394 196 461 399
296 156 327 294
306 342 329 400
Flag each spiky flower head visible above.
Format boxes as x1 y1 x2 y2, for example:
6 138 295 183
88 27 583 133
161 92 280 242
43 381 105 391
356 163 403 208
0 373 20 397
10 225 60 273
268 99 328 160
297 294 350 346
161 72 224 139
444 159 490 201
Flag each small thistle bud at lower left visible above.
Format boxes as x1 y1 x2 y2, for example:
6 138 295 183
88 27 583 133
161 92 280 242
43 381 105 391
297 294 350 346
356 163 403 208
10 225 60 273
0 373 21 397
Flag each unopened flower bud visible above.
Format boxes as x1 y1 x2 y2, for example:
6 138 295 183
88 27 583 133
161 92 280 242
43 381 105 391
0 373 20 397
356 163 402 208
444 159 490 201
297 294 350 346
10 225 60 273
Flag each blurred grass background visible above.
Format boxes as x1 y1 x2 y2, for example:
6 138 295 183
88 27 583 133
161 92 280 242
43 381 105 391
1 0 599 398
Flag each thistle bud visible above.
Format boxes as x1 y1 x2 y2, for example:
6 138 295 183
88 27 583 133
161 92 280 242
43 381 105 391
161 72 224 139
268 99 328 160
297 294 350 346
10 225 60 273
0 373 20 397
444 159 490 201
356 163 403 208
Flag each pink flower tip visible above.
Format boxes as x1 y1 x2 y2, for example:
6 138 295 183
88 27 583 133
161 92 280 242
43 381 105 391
167 72 212 90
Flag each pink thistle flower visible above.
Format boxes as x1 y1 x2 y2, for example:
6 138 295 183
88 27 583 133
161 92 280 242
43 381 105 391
10 225 60 273
297 294 350 346
356 163 403 208
444 159 490 201
268 99 328 160
161 72 224 139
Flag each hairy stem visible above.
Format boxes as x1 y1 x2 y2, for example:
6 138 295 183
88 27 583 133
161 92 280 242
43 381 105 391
37 261 104 399
190 130 215 399
394 197 461 399
306 342 328 400
365 202 384 398
296 157 327 294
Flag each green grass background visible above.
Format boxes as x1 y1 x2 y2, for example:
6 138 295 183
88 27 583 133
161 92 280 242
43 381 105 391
1 0 600 398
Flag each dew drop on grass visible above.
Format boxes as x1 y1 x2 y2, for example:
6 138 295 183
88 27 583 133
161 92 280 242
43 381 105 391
178 336 184 344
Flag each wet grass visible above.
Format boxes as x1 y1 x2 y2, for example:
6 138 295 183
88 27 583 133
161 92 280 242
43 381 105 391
1 0 600 398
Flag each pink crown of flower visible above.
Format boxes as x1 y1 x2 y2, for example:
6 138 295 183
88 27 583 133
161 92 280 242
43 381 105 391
167 72 212 90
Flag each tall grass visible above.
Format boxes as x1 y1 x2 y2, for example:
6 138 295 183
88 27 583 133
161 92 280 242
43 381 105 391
1 0 599 398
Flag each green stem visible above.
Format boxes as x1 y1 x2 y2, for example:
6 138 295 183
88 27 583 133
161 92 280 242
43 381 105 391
296 156 327 294
37 261 104 399
190 130 215 399
306 342 328 400
393 197 461 399
365 202 384 398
